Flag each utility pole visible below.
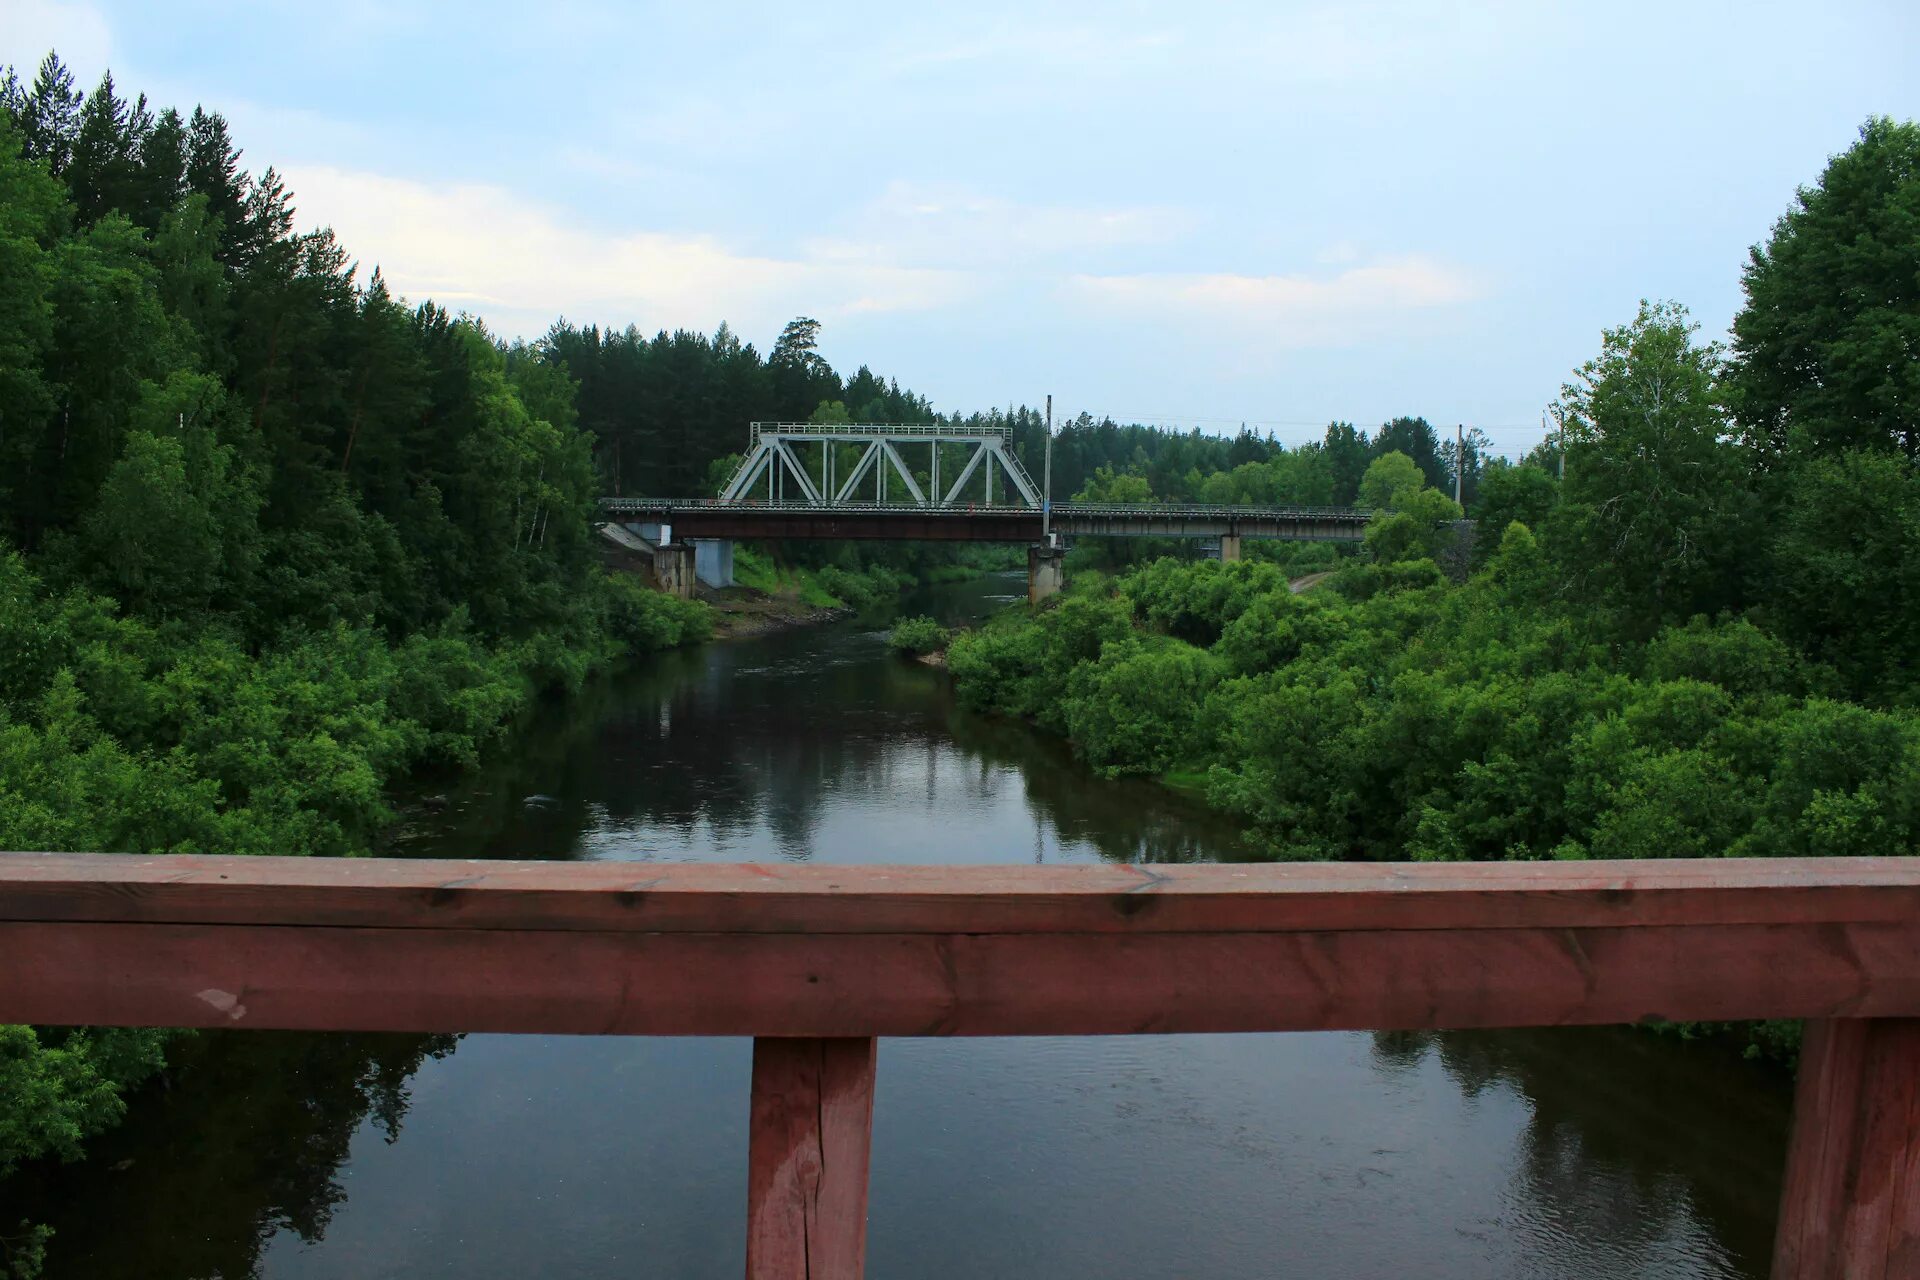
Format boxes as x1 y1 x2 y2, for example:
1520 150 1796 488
1043 395 1053 546
1455 422 1464 507
1549 410 1564 481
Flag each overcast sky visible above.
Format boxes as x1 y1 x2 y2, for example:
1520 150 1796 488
6 1 1917 453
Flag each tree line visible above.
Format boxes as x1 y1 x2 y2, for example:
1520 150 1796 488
946 119 1920 944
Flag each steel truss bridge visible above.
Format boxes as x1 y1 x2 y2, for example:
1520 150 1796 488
611 422 1370 543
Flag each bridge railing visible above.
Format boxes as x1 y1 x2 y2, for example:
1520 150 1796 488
748 421 1010 442
3 852 1913 1278
599 497 1375 519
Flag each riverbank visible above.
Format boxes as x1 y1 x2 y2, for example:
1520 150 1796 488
704 586 853 639
602 536 1021 643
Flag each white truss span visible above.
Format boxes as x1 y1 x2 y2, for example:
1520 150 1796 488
718 423 1042 509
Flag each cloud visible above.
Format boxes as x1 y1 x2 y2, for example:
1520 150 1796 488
1 0 112 75
280 165 979 341
1065 257 1482 347
807 180 1192 270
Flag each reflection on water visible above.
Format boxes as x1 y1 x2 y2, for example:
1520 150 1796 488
2 575 1791 1278
2 1032 456 1279
386 578 1251 866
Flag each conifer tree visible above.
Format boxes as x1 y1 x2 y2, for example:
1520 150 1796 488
68 71 131 223
21 52 81 174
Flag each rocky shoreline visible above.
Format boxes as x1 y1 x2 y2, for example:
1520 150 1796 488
703 587 853 640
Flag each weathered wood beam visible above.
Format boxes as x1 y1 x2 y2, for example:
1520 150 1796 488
746 1037 877 1279
4 918 1919 1037
8 853 1920 935
1774 1018 1920 1277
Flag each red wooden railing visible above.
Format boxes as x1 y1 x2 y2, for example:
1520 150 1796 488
3 852 1918 1277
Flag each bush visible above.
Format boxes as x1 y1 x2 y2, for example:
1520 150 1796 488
1062 639 1224 777
888 616 950 656
1120 558 1290 646
602 570 712 654
817 563 910 611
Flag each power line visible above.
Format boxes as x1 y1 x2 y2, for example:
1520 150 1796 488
1057 408 1556 434
1046 409 1562 454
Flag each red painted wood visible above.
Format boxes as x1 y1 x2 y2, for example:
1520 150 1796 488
6 918 1920 1037
8 852 1920 935
1774 1019 1920 1278
746 1038 877 1279
13 853 1920 1271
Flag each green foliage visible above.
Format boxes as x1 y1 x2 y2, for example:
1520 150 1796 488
1073 465 1152 503
2 1218 51 1280
1469 460 1557 566
546 320 934 499
730 545 911 611
1643 616 1803 699
1359 451 1425 509
948 593 1134 733
1120 558 1290 645
1352 451 1465 567
1763 448 1920 699
0 58 723 1181
814 563 911 612
601 571 711 656
946 555 1920 875
1365 488 1463 565
1550 301 1753 637
1061 638 1223 777
0 1025 169 1176
1215 590 1343 676
1729 117 1920 460
888 615 950 656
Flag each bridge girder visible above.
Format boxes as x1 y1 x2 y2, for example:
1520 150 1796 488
602 500 1371 544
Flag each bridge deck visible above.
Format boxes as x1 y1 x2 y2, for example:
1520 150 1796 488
4 852 1912 1277
602 499 1372 542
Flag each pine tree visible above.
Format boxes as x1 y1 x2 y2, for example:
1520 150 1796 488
185 106 247 253
22 52 82 175
134 107 188 228
68 72 131 223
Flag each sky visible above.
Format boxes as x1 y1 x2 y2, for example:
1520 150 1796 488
5 1 1917 456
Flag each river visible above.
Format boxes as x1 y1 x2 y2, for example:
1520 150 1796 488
6 574 1793 1278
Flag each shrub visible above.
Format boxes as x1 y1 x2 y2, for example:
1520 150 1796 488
1062 639 1223 776
888 616 950 656
602 571 712 653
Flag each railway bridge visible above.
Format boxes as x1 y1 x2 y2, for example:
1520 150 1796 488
601 422 1371 601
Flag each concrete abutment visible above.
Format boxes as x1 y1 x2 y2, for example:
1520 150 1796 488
654 543 697 600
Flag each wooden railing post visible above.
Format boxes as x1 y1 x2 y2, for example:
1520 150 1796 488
1774 1018 1920 1278
746 1037 877 1279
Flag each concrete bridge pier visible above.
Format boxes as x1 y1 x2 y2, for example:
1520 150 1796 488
1028 544 1066 605
691 538 734 589
654 543 698 600
1219 533 1242 562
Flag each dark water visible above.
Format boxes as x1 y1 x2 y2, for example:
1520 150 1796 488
6 575 1792 1278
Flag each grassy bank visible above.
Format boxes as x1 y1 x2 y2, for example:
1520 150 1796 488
733 543 1019 613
